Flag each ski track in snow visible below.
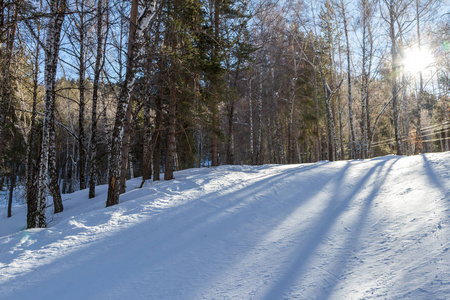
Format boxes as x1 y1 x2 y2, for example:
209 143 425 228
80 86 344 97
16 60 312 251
0 153 449 299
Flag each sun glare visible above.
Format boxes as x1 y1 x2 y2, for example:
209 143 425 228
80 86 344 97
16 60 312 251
402 47 434 74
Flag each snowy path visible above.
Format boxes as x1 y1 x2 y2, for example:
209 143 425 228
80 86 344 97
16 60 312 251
0 153 449 299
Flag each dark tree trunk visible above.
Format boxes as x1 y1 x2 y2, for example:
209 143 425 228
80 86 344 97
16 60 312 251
165 74 177 180
226 102 234 165
153 92 162 181
211 0 220 167
89 0 105 199
7 164 15 218
26 35 40 226
78 0 87 190
0 4 18 159
142 94 152 182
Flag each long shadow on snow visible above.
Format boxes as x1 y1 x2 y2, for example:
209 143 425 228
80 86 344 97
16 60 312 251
317 157 400 299
0 165 315 271
128 161 356 298
127 161 336 240
261 157 400 300
181 162 358 297
114 161 344 262
0 161 344 299
421 154 449 199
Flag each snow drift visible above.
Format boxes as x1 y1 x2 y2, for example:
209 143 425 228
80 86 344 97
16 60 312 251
0 153 449 299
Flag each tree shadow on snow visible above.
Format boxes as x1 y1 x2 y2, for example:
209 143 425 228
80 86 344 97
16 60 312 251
0 161 351 299
260 157 401 300
421 154 450 218
420 154 448 194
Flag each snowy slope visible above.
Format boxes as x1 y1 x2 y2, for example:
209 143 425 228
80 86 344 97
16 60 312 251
0 153 449 299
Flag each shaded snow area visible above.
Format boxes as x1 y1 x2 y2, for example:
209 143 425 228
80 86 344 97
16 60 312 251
0 153 449 299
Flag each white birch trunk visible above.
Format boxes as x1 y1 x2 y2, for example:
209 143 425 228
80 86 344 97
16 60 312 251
34 0 66 227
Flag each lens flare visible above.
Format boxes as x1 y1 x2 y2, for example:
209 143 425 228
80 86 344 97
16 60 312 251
402 47 434 74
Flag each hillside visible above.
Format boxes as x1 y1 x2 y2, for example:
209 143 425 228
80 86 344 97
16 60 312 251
0 153 449 299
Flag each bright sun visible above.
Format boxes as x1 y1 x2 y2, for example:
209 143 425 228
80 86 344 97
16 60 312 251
402 47 434 74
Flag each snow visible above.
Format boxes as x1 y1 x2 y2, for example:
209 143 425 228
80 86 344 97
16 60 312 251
0 153 449 299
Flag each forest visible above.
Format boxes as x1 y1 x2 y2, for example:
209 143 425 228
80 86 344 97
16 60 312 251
0 0 449 228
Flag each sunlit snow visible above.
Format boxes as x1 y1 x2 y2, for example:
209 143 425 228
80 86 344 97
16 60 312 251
0 153 449 299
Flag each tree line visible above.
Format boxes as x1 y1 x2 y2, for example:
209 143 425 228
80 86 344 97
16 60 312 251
0 0 449 228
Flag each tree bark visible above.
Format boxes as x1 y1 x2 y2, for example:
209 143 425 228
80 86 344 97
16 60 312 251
0 4 18 160
415 0 424 153
211 0 221 167
389 0 403 155
48 119 63 213
106 0 157 206
77 0 87 190
271 67 285 164
142 94 152 182
153 92 162 181
248 79 254 164
164 80 177 180
89 0 105 199
34 0 67 227
107 0 139 206
257 66 263 164
26 33 40 227
7 164 15 218
119 101 133 193
341 0 356 158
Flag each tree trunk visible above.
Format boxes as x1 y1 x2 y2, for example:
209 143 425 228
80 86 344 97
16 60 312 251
211 0 221 167
142 94 152 182
34 0 67 228
153 92 162 181
7 164 15 218
165 44 178 179
317 53 336 161
360 9 367 158
389 0 402 155
341 0 356 158
366 11 374 157
48 118 63 213
415 0 425 152
226 96 235 165
107 0 139 206
77 0 87 190
0 4 18 160
165 84 177 180
26 35 40 226
119 101 133 193
248 79 254 164
257 66 263 164
89 0 105 199
289 77 295 163
271 68 285 164
106 0 156 206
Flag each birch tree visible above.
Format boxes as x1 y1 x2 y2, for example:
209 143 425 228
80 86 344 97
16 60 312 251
106 0 157 207
32 0 67 228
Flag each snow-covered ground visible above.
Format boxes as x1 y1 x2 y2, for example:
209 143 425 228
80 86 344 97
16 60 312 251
0 153 449 299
